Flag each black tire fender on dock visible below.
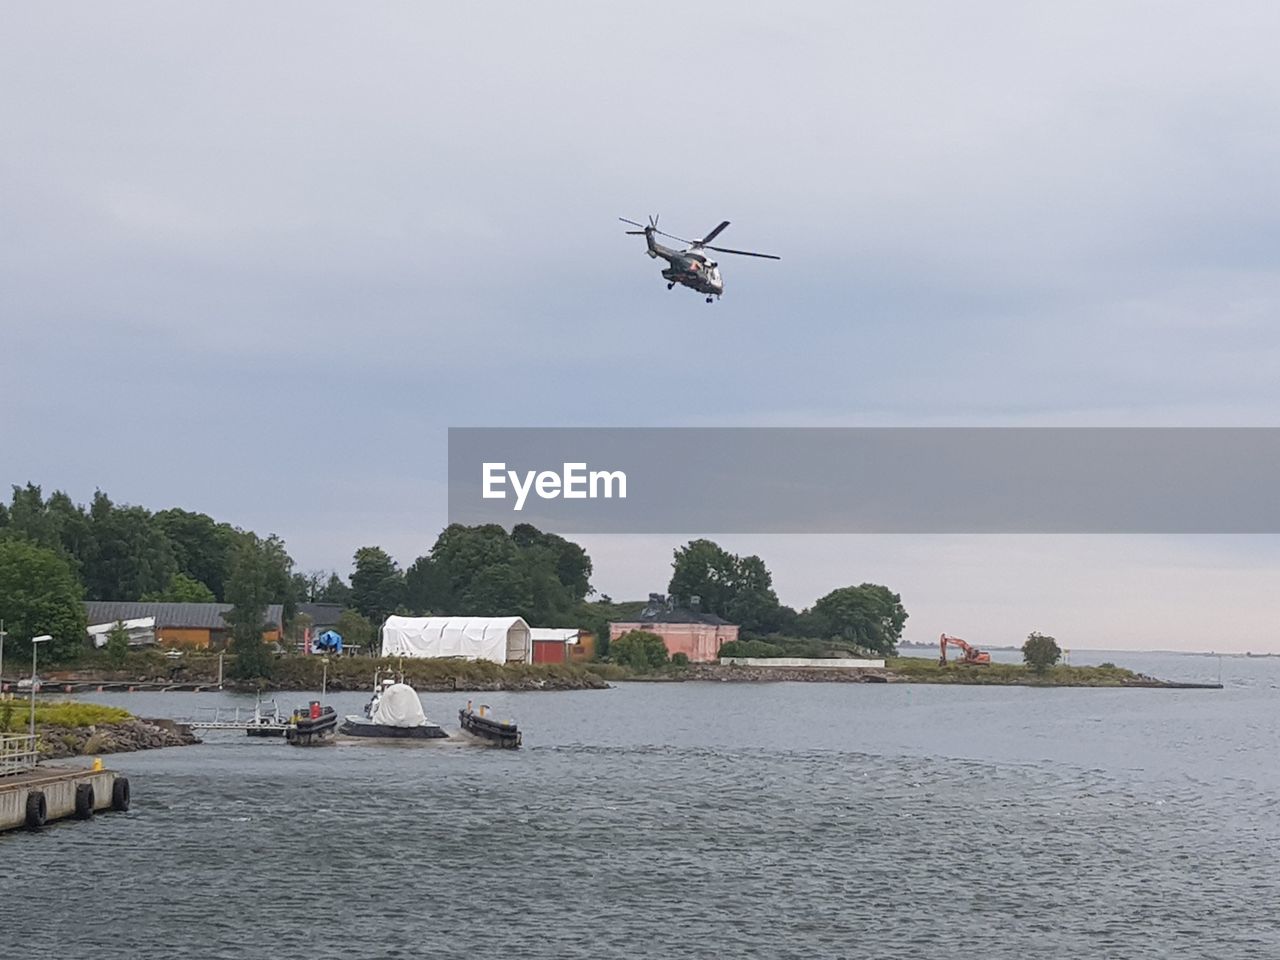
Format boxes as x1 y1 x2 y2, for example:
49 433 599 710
25 790 48 829
111 776 131 812
74 782 95 819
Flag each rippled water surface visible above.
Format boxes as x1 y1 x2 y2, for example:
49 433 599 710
5 651 1279 959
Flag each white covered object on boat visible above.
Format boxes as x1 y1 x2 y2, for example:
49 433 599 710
369 683 429 727
380 616 532 663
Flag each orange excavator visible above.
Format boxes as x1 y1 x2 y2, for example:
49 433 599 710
939 633 991 666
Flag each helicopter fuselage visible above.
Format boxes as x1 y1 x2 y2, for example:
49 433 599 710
645 230 723 297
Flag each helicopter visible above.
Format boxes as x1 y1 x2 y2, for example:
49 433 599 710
620 216 779 302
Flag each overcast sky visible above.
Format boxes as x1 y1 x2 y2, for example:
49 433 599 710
4 4 1280 651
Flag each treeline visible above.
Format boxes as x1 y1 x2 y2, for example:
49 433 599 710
0 484 299 662
663 539 907 657
0 486 596 661
0 483 292 607
0 484 907 664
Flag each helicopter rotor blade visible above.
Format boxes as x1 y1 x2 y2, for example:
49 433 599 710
704 245 781 260
699 221 731 245
619 217 647 229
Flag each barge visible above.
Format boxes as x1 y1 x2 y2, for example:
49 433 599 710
459 701 521 748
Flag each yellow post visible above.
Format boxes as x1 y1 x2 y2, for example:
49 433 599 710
92 757 103 771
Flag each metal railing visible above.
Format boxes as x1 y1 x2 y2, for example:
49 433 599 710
0 733 39 777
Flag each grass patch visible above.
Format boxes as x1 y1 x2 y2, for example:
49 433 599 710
886 656 1138 686
1 700 133 732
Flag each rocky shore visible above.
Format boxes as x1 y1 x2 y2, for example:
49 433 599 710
37 718 201 761
626 663 1219 688
632 663 889 683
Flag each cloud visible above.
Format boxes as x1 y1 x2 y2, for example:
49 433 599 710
5 3 1280 649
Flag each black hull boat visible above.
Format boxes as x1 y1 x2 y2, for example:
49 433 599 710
459 703 521 748
287 702 339 746
338 672 448 740
337 716 448 739
247 724 286 739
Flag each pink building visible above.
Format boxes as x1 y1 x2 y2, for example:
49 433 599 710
610 595 739 663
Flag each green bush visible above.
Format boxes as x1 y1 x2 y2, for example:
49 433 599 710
1022 632 1063 673
718 639 786 659
671 652 690 668
611 630 670 671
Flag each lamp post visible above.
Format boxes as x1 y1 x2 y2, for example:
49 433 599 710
321 656 329 697
29 635 51 737
0 619 7 694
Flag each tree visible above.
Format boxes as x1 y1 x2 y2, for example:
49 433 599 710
667 539 785 634
0 539 87 662
724 554 786 634
105 620 130 667
351 546 405 625
611 629 669 671
82 492 177 600
1022 632 1062 673
4 483 60 551
2 485 94 575
154 508 241 601
511 523 593 601
804 583 907 656
317 572 353 606
260 534 297 624
669 539 738 616
406 524 593 626
335 609 374 651
142 572 217 604
224 535 276 680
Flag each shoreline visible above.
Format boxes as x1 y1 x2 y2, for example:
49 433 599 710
626 662 1221 688
6 654 1220 695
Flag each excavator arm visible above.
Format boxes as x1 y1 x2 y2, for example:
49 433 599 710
939 633 991 665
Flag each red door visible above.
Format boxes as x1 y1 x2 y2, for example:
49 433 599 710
532 640 566 664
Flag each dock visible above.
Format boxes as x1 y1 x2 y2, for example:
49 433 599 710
1 734 129 832
184 700 292 736
1 677 223 694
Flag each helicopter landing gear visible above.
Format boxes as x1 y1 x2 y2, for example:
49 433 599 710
667 282 675 290
706 296 714 303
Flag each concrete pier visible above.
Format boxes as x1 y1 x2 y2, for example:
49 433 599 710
1 761 128 832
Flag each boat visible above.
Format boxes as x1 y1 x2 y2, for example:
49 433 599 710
246 697 288 737
286 701 338 746
338 673 448 740
459 700 521 748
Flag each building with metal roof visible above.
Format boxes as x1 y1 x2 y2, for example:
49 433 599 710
83 601 284 649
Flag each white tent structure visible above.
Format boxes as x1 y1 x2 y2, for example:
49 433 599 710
380 616 533 664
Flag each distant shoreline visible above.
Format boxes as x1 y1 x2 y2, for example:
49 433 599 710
626 661 1221 689
6 651 1223 695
